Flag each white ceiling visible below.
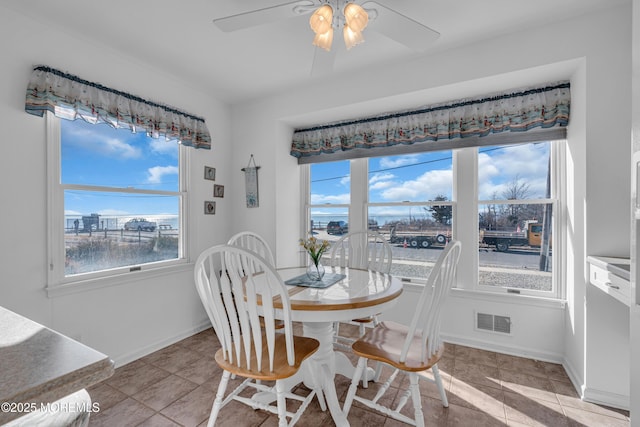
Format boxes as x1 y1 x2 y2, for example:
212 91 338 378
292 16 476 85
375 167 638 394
3 0 628 104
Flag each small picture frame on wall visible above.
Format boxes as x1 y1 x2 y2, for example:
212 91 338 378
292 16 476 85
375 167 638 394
204 201 216 215
214 184 224 198
204 166 216 181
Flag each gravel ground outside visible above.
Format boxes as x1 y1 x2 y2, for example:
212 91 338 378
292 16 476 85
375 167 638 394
388 258 552 292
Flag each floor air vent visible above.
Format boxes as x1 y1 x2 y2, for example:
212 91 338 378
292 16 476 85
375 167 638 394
476 312 512 334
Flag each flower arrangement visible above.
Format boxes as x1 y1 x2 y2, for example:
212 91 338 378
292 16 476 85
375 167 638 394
299 236 330 267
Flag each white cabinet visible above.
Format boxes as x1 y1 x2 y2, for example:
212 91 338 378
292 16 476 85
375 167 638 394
587 256 630 306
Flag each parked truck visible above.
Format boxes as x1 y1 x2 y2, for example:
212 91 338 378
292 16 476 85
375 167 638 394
387 224 449 248
481 221 551 252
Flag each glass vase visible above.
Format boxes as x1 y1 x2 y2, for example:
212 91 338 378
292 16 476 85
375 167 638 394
306 260 325 281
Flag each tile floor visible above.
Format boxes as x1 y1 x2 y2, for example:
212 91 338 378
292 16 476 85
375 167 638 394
87 325 630 426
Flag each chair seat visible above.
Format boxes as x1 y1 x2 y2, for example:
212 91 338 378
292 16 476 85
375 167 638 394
215 334 319 380
351 321 444 372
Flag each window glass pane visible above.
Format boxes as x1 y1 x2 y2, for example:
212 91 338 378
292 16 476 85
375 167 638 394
310 207 349 265
479 142 550 200
64 191 180 275
368 205 452 281
369 152 452 202
59 118 182 279
310 160 350 204
478 141 554 293
368 151 453 281
61 119 179 191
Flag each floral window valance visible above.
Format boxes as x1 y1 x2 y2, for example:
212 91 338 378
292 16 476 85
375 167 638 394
290 81 570 161
25 65 211 149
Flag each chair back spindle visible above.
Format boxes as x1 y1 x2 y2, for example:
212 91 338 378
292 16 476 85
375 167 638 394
228 231 276 274
329 231 392 273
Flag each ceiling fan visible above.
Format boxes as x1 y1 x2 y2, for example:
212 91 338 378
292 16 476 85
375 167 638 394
213 1 439 76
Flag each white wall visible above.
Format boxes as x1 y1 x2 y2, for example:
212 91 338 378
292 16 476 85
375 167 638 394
0 6 233 366
0 2 633 409
231 4 632 407
630 0 640 423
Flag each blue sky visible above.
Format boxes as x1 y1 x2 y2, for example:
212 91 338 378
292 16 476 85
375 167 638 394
311 142 550 210
62 119 179 217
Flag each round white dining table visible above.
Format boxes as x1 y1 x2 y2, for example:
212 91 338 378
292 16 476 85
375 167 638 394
269 266 403 426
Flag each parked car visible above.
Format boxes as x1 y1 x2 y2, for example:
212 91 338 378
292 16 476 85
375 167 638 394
327 220 348 235
124 218 157 232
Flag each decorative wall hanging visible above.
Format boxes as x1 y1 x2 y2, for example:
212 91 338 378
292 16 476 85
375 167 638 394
204 201 216 215
241 154 260 208
204 166 216 181
214 184 225 198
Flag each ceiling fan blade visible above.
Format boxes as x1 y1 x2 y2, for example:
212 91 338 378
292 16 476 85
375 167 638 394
362 1 440 51
311 46 337 77
213 1 313 32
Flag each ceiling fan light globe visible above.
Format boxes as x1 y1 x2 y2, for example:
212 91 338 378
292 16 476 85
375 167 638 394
344 3 368 32
343 24 364 50
310 4 333 34
313 28 334 51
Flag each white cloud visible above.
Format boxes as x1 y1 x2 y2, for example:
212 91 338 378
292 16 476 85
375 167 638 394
147 165 178 184
150 138 179 156
65 125 141 159
370 180 395 191
478 144 549 199
369 172 395 184
378 154 422 169
311 193 350 204
378 169 452 202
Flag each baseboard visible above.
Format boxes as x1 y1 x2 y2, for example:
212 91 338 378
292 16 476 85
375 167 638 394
562 358 630 411
113 319 211 367
561 357 583 398
441 332 564 364
583 386 630 411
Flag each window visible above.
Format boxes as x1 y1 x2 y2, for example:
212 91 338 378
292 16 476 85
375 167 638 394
304 140 563 298
47 115 187 287
308 160 350 261
477 142 558 296
368 152 454 281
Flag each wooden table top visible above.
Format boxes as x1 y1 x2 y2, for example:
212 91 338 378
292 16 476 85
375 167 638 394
0 306 114 424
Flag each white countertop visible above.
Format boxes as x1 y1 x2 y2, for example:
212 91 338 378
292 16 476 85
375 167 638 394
0 306 114 424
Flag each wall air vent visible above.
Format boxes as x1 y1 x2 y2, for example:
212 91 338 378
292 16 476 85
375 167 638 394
476 312 512 334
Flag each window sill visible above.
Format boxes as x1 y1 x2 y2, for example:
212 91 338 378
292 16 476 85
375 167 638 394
399 281 566 310
46 262 194 298
450 287 566 309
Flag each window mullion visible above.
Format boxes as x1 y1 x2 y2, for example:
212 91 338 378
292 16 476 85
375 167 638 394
454 148 478 290
46 112 64 285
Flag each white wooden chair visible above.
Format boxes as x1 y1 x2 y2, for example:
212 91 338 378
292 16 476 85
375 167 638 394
342 240 462 427
329 230 393 386
194 245 324 427
228 231 275 268
329 230 392 274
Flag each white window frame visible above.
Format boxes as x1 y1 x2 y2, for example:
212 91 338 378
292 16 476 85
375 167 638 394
302 140 566 300
473 141 564 299
46 113 190 296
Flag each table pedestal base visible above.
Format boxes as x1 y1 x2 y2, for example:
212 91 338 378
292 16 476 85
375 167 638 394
252 321 379 426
